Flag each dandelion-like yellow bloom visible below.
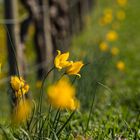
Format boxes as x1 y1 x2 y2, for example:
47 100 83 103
106 30 118 42
47 78 79 110
10 76 29 97
66 61 84 77
117 0 127 7
103 8 113 24
54 50 72 70
99 42 109 52
116 10 126 21
12 99 32 124
10 76 25 91
116 61 125 71
99 8 113 26
111 47 119 56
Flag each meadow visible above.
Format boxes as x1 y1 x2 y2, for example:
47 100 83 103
0 0 140 139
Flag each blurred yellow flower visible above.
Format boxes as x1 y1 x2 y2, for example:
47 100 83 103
12 99 32 124
0 63 1 73
10 76 29 97
116 10 126 21
10 76 25 91
106 30 118 42
111 47 119 56
117 0 127 7
47 77 79 110
116 61 125 71
66 61 84 77
54 50 72 70
99 8 113 26
99 42 109 52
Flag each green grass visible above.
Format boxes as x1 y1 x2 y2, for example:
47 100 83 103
69 0 140 139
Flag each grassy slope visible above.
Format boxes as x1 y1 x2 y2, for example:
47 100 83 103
69 0 140 139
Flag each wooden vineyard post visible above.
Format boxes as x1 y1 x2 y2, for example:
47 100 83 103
4 0 24 76
41 0 54 73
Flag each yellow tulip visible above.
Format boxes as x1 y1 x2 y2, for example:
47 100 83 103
10 76 25 91
15 84 30 97
10 76 30 97
106 30 118 42
47 77 79 110
54 50 72 70
66 61 84 77
116 61 125 71
99 9 113 26
99 42 109 52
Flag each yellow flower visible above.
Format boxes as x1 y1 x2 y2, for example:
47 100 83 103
0 63 1 72
99 42 109 52
106 30 118 42
103 8 113 24
10 76 30 97
47 77 79 110
117 0 127 7
116 10 126 21
116 61 125 71
12 99 32 124
66 61 84 77
15 84 30 97
111 47 119 56
10 76 25 91
99 8 113 26
54 50 72 70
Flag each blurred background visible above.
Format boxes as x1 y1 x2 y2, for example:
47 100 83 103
0 0 140 138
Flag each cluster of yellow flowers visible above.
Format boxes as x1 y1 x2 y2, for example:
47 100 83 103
46 50 84 110
54 50 84 77
10 76 32 124
98 0 127 72
10 76 29 97
47 77 79 110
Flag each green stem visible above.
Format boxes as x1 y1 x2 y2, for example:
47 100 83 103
85 82 98 133
56 110 75 136
39 66 55 113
